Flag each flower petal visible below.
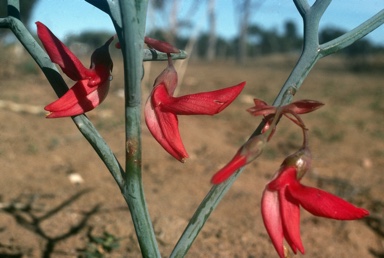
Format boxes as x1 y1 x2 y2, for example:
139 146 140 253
45 80 91 112
144 99 188 162
286 100 324 114
87 36 114 87
144 36 180 53
261 189 285 258
287 181 369 220
247 98 277 117
267 166 297 191
211 132 265 184
36 22 92 81
153 61 178 96
279 187 304 254
45 80 110 118
154 82 245 115
211 152 247 184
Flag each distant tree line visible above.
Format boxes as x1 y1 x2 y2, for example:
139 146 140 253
146 21 384 60
64 20 384 64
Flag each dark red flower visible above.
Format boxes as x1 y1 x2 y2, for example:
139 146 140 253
145 55 245 162
211 99 323 184
144 37 180 53
247 99 324 117
114 36 180 54
36 22 113 118
211 133 266 184
261 149 369 258
248 99 323 128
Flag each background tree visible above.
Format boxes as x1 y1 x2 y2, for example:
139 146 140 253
233 0 265 64
206 0 217 61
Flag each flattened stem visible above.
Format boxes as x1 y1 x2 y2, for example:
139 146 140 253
115 1 161 257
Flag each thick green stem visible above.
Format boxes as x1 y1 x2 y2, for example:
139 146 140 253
114 1 160 257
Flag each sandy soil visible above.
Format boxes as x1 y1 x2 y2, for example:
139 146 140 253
0 52 383 257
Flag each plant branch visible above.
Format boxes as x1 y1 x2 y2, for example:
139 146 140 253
143 49 188 61
320 9 384 57
108 1 161 257
293 0 309 17
170 173 242 257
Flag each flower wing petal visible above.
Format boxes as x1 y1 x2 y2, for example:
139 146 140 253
36 22 91 81
144 99 188 162
261 189 285 258
279 187 304 254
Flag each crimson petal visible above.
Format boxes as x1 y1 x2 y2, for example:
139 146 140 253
36 22 92 81
287 181 369 220
261 190 285 258
144 36 180 53
153 61 178 96
211 152 247 184
154 82 245 115
45 80 110 118
144 99 188 162
286 100 324 114
247 99 277 116
279 187 305 254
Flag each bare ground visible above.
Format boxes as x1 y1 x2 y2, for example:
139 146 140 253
0 53 383 257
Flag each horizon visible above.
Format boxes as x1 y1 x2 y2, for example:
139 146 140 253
29 0 384 45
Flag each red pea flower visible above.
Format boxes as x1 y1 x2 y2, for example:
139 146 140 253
114 36 180 54
248 99 324 128
211 133 266 184
144 36 180 54
261 148 369 258
248 99 324 117
145 55 245 162
36 22 114 118
211 99 324 184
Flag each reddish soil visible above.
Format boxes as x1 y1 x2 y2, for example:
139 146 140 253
0 52 383 257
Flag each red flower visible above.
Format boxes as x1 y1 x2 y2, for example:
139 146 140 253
248 99 323 128
211 99 324 184
36 22 114 118
247 99 324 117
211 133 266 184
144 37 180 54
115 36 180 54
261 149 369 258
145 55 245 162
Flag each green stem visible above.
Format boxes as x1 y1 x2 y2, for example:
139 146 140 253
143 49 188 62
114 1 160 257
170 172 242 258
320 9 384 57
171 0 384 256
1 3 126 191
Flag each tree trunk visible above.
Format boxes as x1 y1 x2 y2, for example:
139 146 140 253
206 0 217 61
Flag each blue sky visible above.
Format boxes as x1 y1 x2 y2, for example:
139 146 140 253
30 0 384 45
